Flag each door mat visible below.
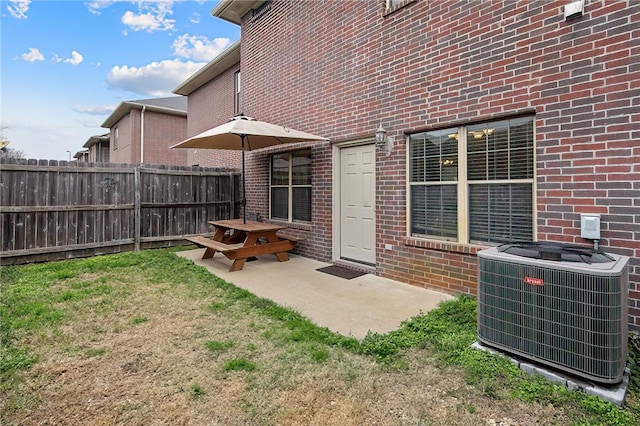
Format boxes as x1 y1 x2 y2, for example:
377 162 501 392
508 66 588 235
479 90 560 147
316 265 367 280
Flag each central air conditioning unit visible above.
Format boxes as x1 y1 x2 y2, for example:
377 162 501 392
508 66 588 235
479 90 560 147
477 242 629 384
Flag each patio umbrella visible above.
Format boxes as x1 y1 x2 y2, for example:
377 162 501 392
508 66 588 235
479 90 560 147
170 115 329 223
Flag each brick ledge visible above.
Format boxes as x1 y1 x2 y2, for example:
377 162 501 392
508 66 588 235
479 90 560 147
404 237 486 255
268 220 312 232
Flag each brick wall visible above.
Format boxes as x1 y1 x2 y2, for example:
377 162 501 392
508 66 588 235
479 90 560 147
109 112 136 164
244 141 332 258
239 0 640 328
87 142 109 163
186 65 242 170
109 109 189 166
142 110 188 166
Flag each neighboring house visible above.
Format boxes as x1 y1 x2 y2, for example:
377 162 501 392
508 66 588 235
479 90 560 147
73 150 89 162
101 97 188 166
82 133 110 162
173 40 242 170
211 1 640 329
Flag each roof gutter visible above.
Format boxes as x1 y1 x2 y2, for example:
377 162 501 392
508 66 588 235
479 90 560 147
101 102 186 129
140 105 146 164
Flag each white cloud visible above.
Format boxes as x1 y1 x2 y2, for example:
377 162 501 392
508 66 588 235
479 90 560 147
7 0 30 19
65 51 84 65
19 47 44 62
84 1 116 15
72 104 116 115
122 10 160 31
107 59 205 96
172 35 231 61
121 1 175 32
87 1 176 31
53 51 84 65
189 12 200 24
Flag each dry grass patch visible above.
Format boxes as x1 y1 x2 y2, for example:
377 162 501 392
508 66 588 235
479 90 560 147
1 248 638 425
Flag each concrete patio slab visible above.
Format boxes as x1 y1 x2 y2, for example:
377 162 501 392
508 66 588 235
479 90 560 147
176 249 453 340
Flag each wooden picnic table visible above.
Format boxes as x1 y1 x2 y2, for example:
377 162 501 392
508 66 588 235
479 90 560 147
185 219 297 271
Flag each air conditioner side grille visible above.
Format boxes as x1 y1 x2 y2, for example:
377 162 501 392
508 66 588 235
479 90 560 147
478 253 629 384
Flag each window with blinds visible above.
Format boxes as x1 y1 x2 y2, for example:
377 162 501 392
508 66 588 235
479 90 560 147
409 129 458 240
409 116 534 244
270 150 312 222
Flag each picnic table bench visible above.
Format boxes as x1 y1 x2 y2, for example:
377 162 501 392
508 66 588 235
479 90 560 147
185 219 298 271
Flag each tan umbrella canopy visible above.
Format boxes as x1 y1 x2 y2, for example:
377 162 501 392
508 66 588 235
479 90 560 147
171 115 329 222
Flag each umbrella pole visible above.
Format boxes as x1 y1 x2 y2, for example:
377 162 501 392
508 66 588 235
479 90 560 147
241 135 246 224
241 134 257 262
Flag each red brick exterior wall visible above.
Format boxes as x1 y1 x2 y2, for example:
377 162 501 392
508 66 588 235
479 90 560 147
109 109 188 166
185 65 242 169
142 110 188 166
87 143 109 163
238 0 640 328
244 141 330 257
109 112 136 164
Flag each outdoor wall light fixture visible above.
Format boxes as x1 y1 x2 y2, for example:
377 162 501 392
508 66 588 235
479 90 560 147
375 125 394 157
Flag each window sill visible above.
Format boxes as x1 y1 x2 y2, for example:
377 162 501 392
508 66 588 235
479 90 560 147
404 236 487 255
384 0 417 17
268 219 312 232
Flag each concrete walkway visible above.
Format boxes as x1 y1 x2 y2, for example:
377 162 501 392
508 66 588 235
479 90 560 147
177 249 453 340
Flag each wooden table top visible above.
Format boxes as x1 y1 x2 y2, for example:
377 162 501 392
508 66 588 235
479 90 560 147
208 219 285 233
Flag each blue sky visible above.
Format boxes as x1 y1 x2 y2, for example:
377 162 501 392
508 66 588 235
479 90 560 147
1 0 239 160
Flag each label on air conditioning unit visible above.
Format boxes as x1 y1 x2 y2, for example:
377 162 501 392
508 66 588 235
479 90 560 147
524 277 544 286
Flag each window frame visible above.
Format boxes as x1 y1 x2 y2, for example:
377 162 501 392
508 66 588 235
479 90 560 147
234 70 241 115
407 116 536 246
269 149 312 223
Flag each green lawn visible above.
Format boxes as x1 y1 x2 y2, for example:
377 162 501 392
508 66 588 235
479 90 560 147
1 247 638 425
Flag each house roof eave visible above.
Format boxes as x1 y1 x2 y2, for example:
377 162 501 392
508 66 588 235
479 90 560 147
82 133 110 148
73 150 89 159
173 40 241 96
100 98 188 129
211 0 265 25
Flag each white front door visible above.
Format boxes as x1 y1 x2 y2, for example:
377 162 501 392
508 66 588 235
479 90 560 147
340 144 375 264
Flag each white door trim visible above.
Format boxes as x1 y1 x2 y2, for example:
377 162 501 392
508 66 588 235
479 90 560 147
331 138 376 265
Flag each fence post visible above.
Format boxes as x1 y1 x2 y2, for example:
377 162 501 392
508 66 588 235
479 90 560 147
134 166 141 251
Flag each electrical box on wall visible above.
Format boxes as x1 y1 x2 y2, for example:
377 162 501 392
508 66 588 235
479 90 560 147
581 213 601 240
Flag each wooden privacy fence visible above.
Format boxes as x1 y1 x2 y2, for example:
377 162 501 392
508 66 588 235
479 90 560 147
0 159 240 265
